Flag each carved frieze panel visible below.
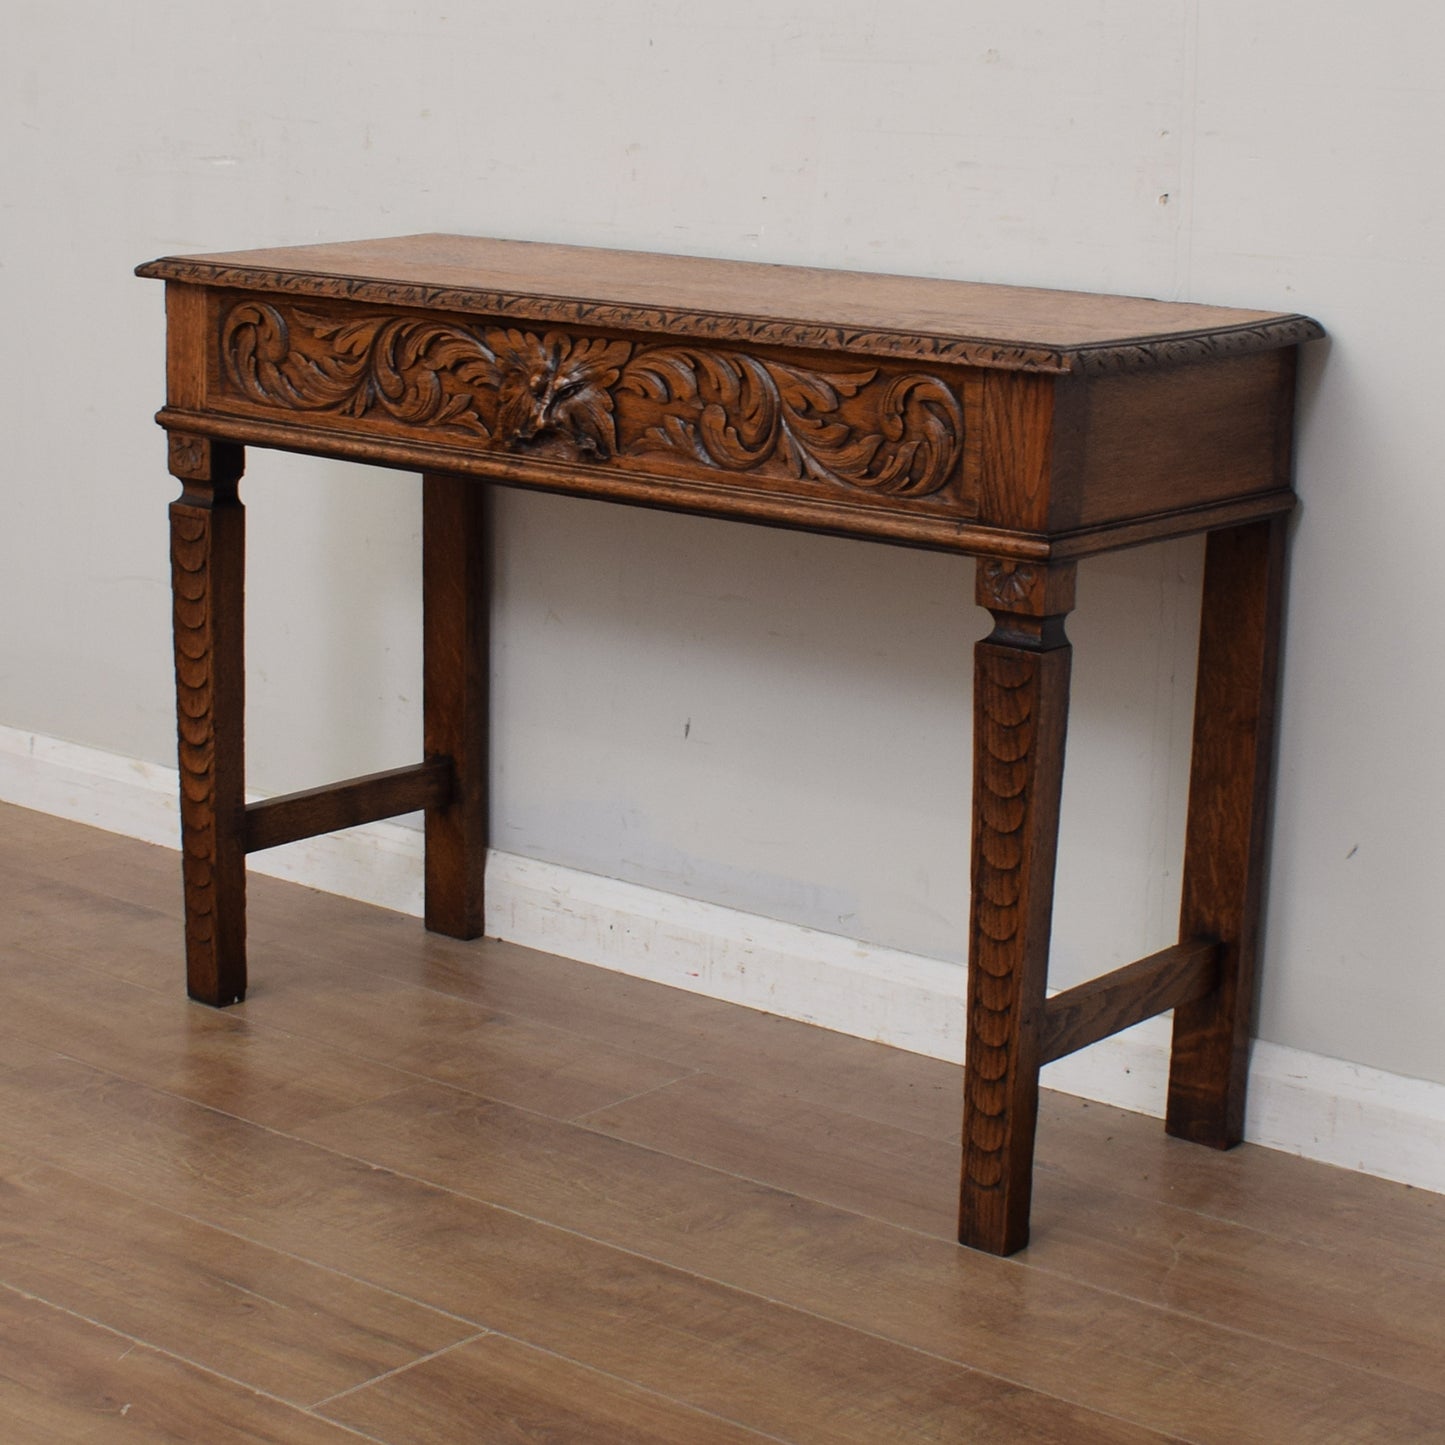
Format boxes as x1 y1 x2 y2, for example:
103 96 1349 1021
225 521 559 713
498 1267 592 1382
214 299 978 511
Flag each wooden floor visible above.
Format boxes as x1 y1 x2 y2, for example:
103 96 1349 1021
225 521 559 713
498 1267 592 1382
1 803 1442 1443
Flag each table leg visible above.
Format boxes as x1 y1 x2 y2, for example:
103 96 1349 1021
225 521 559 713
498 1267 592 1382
168 434 247 1006
422 473 489 938
959 559 1077 1255
1167 517 1287 1146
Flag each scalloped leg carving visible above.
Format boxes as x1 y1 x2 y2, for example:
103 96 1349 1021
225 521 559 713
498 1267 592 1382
1166 518 1286 1147
169 441 247 1005
422 473 489 938
959 561 1075 1255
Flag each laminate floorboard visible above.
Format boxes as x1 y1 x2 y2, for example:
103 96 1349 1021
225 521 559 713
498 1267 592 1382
0 1284 380 1444
288 1080 1445 1441
581 1071 1445 1392
1 802 1441 1443
0 1056 1173 1444
316 1334 787 1445
0 1147 472 1407
10 827 965 1138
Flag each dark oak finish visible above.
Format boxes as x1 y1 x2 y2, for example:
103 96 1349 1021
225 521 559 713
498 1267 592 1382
961 559 1076 1255
1039 939 1222 1065
138 233 1317 371
168 435 247 1007
1167 517 1288 1146
422 472 489 939
244 759 453 854
137 235 1317 560
137 235 1321 1256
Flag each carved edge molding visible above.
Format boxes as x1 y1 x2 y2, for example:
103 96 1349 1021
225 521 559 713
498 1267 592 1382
218 302 967 500
1070 316 1325 376
138 258 1324 375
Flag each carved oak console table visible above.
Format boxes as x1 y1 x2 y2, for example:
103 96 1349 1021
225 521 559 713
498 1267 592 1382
137 235 1321 1255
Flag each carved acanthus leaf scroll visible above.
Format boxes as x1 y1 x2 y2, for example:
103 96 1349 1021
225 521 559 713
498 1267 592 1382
224 303 501 433
220 303 966 498
621 349 962 497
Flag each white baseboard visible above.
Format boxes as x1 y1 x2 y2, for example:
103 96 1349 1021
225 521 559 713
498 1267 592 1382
3 721 1442 1196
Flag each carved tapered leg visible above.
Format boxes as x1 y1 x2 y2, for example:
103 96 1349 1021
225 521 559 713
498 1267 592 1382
423 473 489 937
168 434 247 1006
1167 518 1287 1147
959 559 1076 1256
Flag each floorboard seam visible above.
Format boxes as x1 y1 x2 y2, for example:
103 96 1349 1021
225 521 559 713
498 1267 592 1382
568 1071 702 1124
0 1143 486 1331
21 930 721 1120
0 1280 397 1445
310 1330 491 1411
465 1331 796 1445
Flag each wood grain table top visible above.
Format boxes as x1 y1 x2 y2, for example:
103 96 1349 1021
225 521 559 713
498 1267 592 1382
138 233 1322 375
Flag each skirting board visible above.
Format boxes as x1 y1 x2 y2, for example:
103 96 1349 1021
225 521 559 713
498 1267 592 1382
3 720 1443 1198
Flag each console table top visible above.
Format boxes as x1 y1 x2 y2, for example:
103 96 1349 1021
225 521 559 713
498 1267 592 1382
138 233 1321 376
